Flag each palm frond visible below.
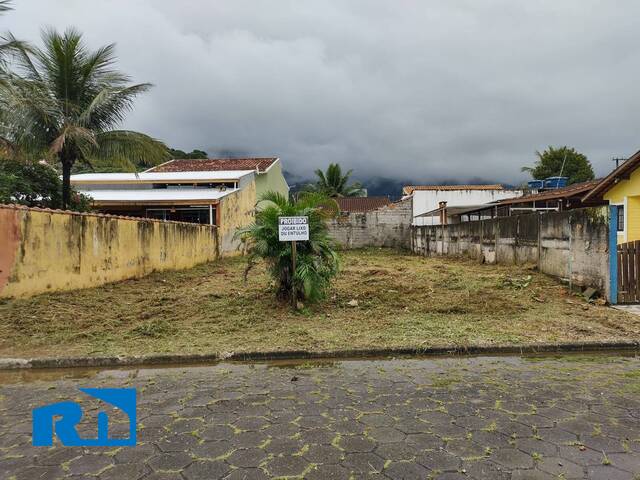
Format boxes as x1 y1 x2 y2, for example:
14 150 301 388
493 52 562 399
94 130 169 168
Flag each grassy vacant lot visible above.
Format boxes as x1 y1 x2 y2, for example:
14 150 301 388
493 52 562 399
1 249 639 358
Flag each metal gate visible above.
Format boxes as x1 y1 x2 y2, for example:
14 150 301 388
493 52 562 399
617 240 640 303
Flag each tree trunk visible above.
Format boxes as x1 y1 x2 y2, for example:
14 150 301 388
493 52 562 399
61 160 72 209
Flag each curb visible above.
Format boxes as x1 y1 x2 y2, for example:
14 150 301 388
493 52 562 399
0 341 638 370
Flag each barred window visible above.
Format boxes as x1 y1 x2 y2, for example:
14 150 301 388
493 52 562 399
617 206 625 232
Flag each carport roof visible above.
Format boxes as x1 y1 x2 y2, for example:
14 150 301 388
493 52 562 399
415 204 496 218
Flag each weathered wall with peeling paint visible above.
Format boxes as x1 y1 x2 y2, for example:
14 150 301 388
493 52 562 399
412 207 610 296
218 180 257 254
327 198 413 249
0 205 219 298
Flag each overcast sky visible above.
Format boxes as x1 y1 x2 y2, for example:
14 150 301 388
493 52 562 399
5 0 640 184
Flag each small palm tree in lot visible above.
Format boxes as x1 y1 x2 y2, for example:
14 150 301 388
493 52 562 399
238 191 340 304
1 28 168 208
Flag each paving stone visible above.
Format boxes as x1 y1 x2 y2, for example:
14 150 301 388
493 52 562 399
228 431 269 448
297 427 335 445
67 454 114 476
226 448 268 468
182 460 230 480
433 473 468 480
368 427 408 444
264 455 310 477
375 442 419 461
339 435 377 452
305 464 351 479
199 424 235 441
189 440 233 459
491 448 534 470
608 453 640 473
223 468 270 480
383 461 431 479
557 444 605 466
142 473 185 480
2 356 640 480
341 452 385 473
303 444 344 464
537 457 584 479
418 449 461 471
11 465 65 480
585 465 636 480
460 459 510 480
35 447 83 466
155 433 200 452
510 469 555 480
263 437 304 455
406 433 443 450
358 413 395 427
98 463 147 480
148 452 193 471
515 438 557 457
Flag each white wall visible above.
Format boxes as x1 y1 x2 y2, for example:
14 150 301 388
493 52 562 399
411 189 523 225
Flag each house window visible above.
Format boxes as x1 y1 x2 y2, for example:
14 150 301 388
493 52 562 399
617 205 625 232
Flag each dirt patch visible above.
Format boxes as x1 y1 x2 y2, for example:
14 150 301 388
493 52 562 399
0 249 639 358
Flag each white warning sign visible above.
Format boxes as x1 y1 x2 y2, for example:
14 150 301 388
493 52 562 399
278 216 309 241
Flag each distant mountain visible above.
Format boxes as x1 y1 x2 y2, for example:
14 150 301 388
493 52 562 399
284 171 514 200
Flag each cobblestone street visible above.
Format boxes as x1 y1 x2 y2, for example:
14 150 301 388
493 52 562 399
1 354 639 479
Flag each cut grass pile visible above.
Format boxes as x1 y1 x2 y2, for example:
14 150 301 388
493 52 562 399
0 249 639 358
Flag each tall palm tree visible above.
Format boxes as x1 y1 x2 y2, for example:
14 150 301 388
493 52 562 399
1 28 168 207
311 163 364 197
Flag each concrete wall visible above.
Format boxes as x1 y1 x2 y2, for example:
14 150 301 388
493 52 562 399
412 207 610 296
327 198 413 249
0 205 219 299
218 179 257 254
256 160 289 199
411 189 523 226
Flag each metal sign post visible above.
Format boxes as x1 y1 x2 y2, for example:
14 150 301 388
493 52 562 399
278 216 309 306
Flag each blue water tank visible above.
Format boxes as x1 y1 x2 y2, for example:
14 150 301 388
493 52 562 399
528 180 544 190
543 177 568 189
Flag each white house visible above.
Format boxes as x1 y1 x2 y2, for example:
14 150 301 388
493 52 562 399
70 157 289 252
403 184 523 226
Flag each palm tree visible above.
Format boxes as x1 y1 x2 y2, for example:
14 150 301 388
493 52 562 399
237 191 340 303
311 163 364 197
0 28 168 207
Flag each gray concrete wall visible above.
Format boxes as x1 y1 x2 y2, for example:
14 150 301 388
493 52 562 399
411 207 610 296
327 198 413 249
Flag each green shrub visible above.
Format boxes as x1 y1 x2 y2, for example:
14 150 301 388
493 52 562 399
237 191 340 303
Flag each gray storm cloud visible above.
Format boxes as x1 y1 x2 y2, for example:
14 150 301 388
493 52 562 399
4 0 640 183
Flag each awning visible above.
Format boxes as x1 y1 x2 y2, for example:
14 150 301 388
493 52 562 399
414 204 498 218
82 188 236 206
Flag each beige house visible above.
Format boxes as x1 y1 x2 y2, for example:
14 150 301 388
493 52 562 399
70 157 288 251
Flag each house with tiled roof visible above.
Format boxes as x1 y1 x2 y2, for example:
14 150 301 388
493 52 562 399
70 157 289 252
422 179 604 224
335 196 391 214
402 184 523 226
146 157 289 199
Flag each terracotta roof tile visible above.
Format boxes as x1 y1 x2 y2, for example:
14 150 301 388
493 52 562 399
403 184 504 195
148 157 278 173
335 196 391 213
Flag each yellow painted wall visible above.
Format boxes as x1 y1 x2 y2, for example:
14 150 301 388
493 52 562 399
255 161 289 199
218 179 257 254
603 168 640 243
0 205 219 299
